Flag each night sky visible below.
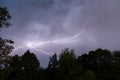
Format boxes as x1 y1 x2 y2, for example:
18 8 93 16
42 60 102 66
1 0 120 67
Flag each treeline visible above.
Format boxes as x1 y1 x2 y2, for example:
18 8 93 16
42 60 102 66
0 48 120 80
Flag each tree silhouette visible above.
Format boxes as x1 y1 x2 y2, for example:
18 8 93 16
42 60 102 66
0 3 14 80
7 55 22 80
47 53 59 80
78 48 119 80
48 53 58 69
0 3 14 68
7 50 42 80
1 48 120 80
58 48 76 80
21 50 40 80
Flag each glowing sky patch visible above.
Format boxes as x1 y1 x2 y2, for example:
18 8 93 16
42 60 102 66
14 27 85 55
13 13 102 55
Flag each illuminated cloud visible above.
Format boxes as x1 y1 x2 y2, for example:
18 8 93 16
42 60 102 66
1 0 120 67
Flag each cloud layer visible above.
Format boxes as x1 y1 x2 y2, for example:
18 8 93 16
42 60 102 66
1 0 120 66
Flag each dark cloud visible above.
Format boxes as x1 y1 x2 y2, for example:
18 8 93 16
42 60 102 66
1 0 120 67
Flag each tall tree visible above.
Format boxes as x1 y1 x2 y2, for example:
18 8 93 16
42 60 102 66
58 48 79 80
47 53 59 80
21 50 40 80
0 3 14 80
48 53 58 69
0 4 14 69
7 55 22 80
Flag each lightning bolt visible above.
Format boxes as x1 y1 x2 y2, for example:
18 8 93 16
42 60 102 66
13 15 99 55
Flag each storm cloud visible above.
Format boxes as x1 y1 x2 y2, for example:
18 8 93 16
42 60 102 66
1 0 120 66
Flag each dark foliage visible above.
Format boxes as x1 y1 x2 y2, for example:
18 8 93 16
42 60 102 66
7 50 40 80
0 7 11 28
0 4 14 80
0 46 120 80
